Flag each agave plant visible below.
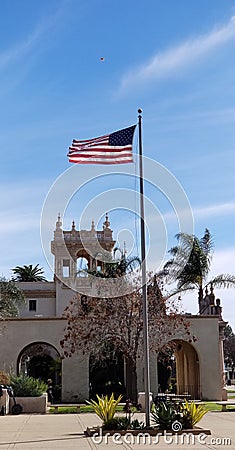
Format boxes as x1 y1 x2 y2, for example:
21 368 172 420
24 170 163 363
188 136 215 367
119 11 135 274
151 402 181 430
86 393 122 423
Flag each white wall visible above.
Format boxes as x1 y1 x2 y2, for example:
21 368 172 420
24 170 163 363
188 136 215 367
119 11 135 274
0 318 89 402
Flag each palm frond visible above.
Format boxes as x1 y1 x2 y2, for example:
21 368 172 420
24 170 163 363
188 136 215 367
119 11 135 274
199 228 214 257
12 264 46 282
165 285 196 300
175 232 195 253
208 274 235 289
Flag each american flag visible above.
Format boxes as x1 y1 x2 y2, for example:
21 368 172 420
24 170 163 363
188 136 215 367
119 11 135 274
68 125 136 164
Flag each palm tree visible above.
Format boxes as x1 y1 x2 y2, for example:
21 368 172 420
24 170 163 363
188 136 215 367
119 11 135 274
88 248 141 278
12 264 47 282
163 228 235 311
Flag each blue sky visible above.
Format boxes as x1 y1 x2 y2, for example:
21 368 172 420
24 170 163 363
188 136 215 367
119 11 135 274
1 0 235 328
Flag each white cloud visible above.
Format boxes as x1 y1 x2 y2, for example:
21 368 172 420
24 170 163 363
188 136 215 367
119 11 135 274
0 1 68 72
162 201 235 223
0 214 39 233
0 29 41 71
0 180 52 235
120 15 235 91
193 202 235 218
210 247 235 279
181 247 235 330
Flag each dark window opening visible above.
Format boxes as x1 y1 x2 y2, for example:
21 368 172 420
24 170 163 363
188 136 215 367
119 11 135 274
29 300 37 311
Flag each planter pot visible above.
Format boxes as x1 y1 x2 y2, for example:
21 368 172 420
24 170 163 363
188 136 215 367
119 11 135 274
10 393 48 414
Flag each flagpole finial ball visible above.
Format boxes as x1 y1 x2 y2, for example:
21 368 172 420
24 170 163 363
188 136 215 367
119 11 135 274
138 108 143 114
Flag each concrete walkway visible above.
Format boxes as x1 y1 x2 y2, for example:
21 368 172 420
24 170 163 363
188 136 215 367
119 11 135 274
0 411 234 449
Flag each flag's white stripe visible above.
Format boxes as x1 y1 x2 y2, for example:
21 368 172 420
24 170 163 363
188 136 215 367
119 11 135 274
68 151 133 157
68 151 132 157
69 157 133 164
69 144 132 152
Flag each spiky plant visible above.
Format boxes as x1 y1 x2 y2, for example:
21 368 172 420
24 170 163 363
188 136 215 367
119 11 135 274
86 393 122 423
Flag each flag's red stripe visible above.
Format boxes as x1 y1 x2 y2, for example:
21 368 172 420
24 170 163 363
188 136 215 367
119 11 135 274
68 153 132 159
69 159 133 164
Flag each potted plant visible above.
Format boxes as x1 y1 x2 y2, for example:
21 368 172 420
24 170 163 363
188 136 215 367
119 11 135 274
9 375 48 413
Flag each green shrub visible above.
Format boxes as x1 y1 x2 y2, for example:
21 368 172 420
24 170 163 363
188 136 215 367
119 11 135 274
116 416 130 430
103 416 130 430
10 375 47 397
103 417 121 430
103 416 144 430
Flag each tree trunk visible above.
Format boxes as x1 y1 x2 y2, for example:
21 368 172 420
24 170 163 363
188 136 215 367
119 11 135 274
198 285 203 313
125 360 138 402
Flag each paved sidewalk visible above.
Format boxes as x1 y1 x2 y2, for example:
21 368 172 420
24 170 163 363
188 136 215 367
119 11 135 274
0 411 234 449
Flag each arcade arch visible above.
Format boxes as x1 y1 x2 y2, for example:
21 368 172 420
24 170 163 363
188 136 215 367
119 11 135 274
157 340 200 399
174 340 200 399
17 342 62 399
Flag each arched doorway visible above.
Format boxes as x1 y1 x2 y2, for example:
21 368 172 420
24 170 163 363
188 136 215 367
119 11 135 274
89 351 125 399
17 342 62 401
174 340 200 399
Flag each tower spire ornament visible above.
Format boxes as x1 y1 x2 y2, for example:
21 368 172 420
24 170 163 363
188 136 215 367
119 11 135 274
103 212 110 229
56 213 62 230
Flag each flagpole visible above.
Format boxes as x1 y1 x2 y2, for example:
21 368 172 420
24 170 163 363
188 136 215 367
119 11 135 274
138 108 151 427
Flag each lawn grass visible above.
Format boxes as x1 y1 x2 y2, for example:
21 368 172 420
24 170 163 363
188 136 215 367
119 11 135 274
49 404 125 414
204 402 235 412
49 401 235 414
204 402 221 411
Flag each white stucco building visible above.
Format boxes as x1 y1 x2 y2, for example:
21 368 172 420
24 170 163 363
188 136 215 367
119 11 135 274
0 214 227 402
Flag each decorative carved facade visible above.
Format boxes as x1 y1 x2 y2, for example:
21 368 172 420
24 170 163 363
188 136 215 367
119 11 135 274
51 213 115 280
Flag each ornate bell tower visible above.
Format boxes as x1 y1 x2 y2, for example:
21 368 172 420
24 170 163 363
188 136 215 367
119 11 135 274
51 213 116 313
